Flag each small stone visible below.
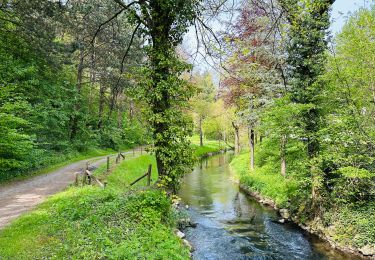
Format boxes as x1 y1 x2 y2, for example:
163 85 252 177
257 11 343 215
189 222 198 228
175 229 185 239
360 245 375 256
278 219 285 224
183 239 194 252
279 208 290 219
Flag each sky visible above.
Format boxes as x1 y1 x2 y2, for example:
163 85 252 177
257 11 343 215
183 0 372 76
331 0 371 34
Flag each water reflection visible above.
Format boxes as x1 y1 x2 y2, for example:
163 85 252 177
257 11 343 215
179 153 360 260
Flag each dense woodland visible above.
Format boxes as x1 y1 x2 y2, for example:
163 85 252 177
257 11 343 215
0 1 149 181
0 0 374 258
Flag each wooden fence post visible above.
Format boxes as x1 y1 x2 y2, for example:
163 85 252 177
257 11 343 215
83 162 89 184
147 164 152 186
107 156 110 172
75 172 79 186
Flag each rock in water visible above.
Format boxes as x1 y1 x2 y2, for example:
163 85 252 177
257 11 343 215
183 239 194 252
175 229 186 239
279 208 290 219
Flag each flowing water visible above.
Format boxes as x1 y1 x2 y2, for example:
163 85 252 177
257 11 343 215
178 152 361 260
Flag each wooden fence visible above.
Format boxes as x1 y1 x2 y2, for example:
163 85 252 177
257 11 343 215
130 164 152 186
75 146 152 188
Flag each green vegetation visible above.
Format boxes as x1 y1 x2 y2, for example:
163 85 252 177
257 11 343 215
231 149 375 251
0 140 224 258
190 136 229 158
0 1 149 183
230 151 299 207
222 1 374 255
1 0 374 257
0 155 189 259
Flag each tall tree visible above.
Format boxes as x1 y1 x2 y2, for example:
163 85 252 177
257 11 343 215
279 0 335 158
111 0 200 192
279 0 335 209
221 0 285 166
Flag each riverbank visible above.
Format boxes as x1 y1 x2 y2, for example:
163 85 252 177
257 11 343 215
0 155 191 259
0 139 226 258
230 152 375 259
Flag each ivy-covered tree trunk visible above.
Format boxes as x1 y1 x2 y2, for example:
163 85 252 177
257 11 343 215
138 0 196 193
280 0 334 158
280 0 335 210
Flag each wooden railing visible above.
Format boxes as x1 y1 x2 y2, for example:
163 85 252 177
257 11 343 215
75 162 106 188
130 164 152 186
75 147 152 188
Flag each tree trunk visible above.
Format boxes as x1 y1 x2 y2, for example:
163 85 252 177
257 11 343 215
117 92 124 128
70 48 84 140
260 135 263 143
98 84 106 129
232 122 240 155
199 116 203 146
280 134 287 177
249 127 255 171
129 100 134 120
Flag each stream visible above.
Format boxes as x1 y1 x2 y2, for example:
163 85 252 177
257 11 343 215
178 152 361 260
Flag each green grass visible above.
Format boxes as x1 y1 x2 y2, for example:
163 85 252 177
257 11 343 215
0 155 189 259
0 139 229 259
230 152 298 207
190 136 229 158
230 149 375 252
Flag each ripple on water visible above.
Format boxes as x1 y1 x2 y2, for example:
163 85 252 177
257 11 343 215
179 153 362 260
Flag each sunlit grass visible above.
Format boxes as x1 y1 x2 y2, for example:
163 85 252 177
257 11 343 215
230 152 298 207
0 155 189 259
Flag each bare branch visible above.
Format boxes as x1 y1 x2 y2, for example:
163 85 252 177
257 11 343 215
91 7 125 45
120 22 141 73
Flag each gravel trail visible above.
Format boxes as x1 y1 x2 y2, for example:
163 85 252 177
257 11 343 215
0 153 122 229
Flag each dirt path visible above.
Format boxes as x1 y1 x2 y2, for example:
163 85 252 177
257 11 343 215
0 151 134 229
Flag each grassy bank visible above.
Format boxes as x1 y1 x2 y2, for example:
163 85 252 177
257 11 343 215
0 154 189 259
0 139 226 259
190 136 229 158
230 151 375 256
230 152 298 207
